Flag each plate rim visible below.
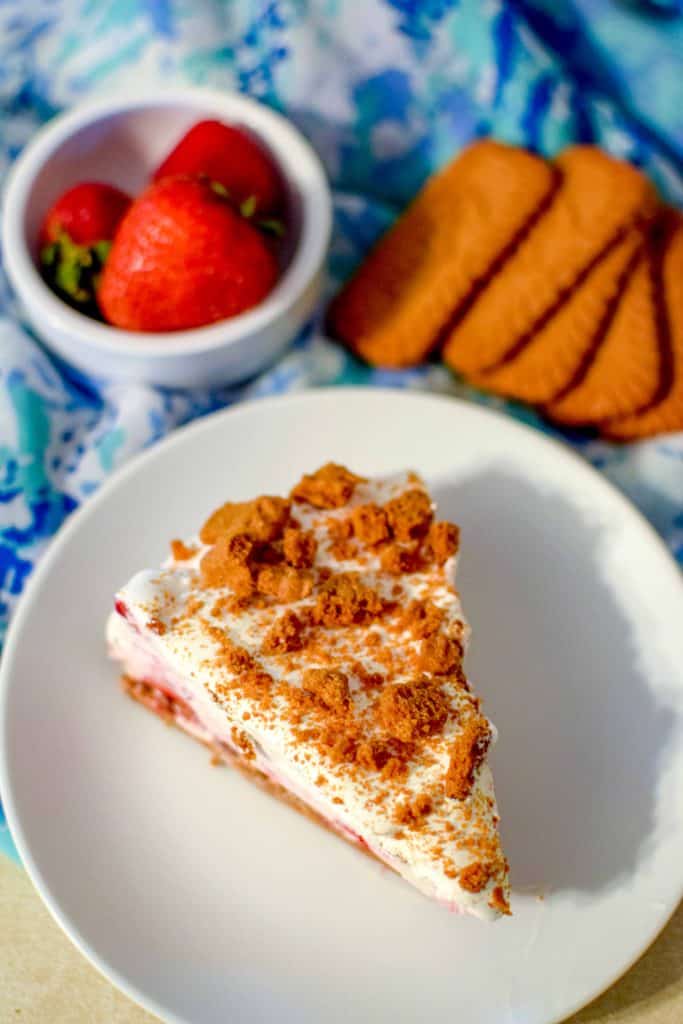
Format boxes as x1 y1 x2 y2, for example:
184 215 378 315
1 386 682 1024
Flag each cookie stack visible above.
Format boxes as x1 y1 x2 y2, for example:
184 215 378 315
329 141 682 440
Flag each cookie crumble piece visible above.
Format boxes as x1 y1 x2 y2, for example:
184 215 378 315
355 739 408 776
355 741 379 772
283 527 317 568
381 756 409 782
351 503 390 545
291 463 365 509
393 792 433 829
170 538 197 561
384 489 433 541
263 610 306 653
378 542 422 575
458 861 493 893
326 516 353 543
320 727 358 764
427 521 460 564
313 572 385 627
302 668 350 713
257 565 314 602
351 661 384 690
445 716 492 799
489 886 511 915
200 496 290 544
231 727 256 761
401 599 444 638
238 670 274 702
199 534 255 594
376 680 449 742
418 634 462 675
322 515 355 560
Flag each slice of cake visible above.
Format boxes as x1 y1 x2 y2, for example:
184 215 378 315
107 465 510 920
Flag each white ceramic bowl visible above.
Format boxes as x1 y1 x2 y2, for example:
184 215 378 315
2 87 332 388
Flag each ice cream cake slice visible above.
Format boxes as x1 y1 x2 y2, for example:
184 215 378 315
107 465 510 920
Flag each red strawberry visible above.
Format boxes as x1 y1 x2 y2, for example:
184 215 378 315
152 119 284 215
98 176 279 332
39 182 131 313
40 181 131 248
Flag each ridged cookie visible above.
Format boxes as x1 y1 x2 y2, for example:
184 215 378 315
604 211 683 440
546 242 660 425
328 140 557 368
469 229 643 403
443 146 658 375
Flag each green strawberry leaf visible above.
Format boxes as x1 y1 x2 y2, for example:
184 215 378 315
40 231 113 317
240 195 257 218
92 239 112 263
40 243 58 267
257 217 285 238
210 180 230 199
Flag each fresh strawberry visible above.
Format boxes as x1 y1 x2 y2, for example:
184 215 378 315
98 176 280 332
39 182 131 313
40 181 131 248
152 119 284 215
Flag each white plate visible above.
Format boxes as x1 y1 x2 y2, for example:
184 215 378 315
2 389 683 1024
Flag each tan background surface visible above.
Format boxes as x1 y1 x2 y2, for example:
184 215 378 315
1 855 682 1023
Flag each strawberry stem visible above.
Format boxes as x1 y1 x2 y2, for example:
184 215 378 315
40 231 112 316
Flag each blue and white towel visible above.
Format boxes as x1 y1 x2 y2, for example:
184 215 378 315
1 0 682 862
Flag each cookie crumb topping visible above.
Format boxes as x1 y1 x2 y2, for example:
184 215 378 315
351 503 390 545
303 668 350 713
313 572 386 627
125 466 508 917
291 463 365 509
427 521 460 564
385 488 433 541
376 680 450 742
458 860 493 892
394 792 433 829
283 527 317 568
200 495 290 544
445 716 492 799
170 538 197 561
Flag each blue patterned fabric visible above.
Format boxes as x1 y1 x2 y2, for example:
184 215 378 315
1 0 682 863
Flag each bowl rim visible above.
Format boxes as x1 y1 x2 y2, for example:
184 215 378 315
1 86 332 359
